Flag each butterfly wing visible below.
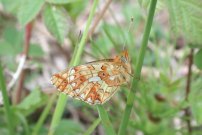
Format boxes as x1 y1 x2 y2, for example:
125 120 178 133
51 59 129 105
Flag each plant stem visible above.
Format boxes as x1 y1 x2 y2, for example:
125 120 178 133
0 63 15 135
48 1 99 134
14 22 33 104
83 118 101 135
71 1 99 65
87 0 112 39
97 105 116 135
48 94 67 135
118 0 157 134
184 48 194 134
185 49 193 101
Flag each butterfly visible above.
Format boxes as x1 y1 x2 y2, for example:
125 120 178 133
51 50 132 105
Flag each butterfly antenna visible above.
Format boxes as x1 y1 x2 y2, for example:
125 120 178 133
123 17 134 51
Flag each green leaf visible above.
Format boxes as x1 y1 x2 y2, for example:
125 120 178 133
3 27 22 47
0 40 16 56
159 72 170 85
168 78 181 91
189 78 202 124
43 5 68 43
14 111 29 134
97 105 116 135
17 0 45 26
138 0 150 8
1 0 21 14
192 102 202 124
54 120 84 135
194 49 202 70
29 44 44 57
64 0 87 19
46 0 82 4
84 118 101 135
1 27 23 56
17 88 47 116
165 0 202 45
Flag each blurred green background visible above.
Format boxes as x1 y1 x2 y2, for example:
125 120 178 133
0 0 202 135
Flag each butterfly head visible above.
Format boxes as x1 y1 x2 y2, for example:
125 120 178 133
113 50 130 63
119 50 132 77
120 50 130 63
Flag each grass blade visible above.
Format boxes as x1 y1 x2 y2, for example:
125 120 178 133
0 63 14 135
118 0 157 134
97 105 116 135
48 1 99 134
83 118 101 135
48 94 68 135
32 94 57 135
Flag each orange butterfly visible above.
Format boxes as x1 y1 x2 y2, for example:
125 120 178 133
51 50 132 105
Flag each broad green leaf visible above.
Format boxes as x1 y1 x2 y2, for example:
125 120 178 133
194 49 202 70
3 27 22 46
17 89 41 110
17 0 45 26
46 0 81 4
2 27 23 54
0 40 16 56
55 120 84 135
166 0 202 45
189 78 202 124
43 5 68 43
64 0 87 19
1 0 21 14
29 44 44 57
0 27 23 56
17 88 47 116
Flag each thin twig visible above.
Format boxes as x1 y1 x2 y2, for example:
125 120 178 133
8 54 26 90
14 22 33 104
87 0 112 40
184 48 194 134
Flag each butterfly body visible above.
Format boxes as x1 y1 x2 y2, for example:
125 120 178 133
51 50 131 105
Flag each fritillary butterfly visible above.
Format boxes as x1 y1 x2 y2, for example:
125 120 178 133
51 50 132 105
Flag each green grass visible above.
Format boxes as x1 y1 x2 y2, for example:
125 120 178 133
1 0 202 134
83 117 101 135
118 0 157 134
0 63 14 135
97 105 116 135
48 1 106 135
32 94 57 135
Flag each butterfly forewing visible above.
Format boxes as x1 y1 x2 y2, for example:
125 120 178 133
51 50 131 105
